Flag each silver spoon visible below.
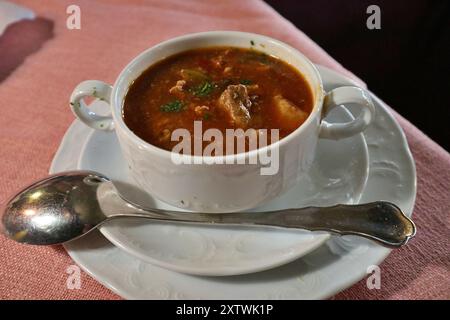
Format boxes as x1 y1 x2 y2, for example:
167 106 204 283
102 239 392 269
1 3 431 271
0 171 416 247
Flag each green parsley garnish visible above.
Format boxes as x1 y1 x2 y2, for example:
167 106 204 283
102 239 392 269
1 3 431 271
192 81 214 97
250 40 255 46
203 113 211 120
160 100 184 112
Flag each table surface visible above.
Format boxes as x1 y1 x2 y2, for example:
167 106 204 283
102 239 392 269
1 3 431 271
0 0 449 300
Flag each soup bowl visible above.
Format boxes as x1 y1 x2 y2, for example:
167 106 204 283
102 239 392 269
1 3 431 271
70 31 375 212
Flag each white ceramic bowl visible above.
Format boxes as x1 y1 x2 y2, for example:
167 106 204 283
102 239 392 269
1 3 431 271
70 31 375 212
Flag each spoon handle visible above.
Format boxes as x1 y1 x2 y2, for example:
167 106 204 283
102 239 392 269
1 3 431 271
103 184 415 248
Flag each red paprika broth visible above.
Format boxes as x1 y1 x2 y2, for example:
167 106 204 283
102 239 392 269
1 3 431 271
123 47 313 154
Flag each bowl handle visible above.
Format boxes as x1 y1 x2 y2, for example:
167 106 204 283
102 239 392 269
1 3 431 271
319 86 375 139
69 80 114 131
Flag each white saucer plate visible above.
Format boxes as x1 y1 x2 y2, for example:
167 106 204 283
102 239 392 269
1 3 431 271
52 65 416 299
76 105 368 276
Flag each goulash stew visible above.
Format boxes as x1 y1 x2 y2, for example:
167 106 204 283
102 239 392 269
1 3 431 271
123 47 313 154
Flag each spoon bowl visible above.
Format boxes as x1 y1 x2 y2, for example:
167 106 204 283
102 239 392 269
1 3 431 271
1 171 109 245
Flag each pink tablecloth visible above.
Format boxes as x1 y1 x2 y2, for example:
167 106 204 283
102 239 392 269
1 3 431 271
0 0 449 300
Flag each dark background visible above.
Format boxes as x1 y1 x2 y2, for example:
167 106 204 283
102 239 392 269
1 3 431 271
265 0 449 150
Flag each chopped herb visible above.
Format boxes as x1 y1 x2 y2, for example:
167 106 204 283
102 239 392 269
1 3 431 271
160 100 185 112
70 102 74 106
240 79 252 85
250 40 255 46
203 113 211 120
192 81 214 97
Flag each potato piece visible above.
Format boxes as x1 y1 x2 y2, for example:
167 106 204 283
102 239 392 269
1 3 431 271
273 95 309 130
217 85 251 128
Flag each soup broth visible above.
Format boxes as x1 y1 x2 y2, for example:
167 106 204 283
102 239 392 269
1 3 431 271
123 47 314 154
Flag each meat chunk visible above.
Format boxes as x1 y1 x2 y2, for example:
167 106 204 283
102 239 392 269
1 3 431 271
217 84 252 128
169 80 186 96
273 95 309 130
194 105 209 116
